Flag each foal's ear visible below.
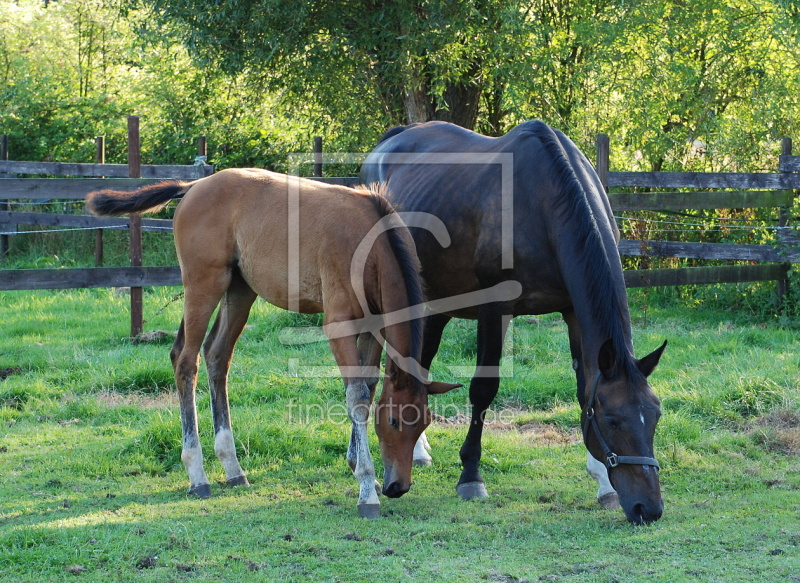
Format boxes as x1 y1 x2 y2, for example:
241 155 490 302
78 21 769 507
637 340 668 377
425 381 462 395
598 338 617 379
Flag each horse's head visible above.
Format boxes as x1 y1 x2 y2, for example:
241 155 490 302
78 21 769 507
374 364 460 498
582 339 667 525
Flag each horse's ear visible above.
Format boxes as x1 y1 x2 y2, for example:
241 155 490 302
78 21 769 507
598 338 617 379
426 381 462 395
637 340 667 378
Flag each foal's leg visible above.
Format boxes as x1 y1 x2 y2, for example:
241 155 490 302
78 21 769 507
203 270 257 487
413 313 452 467
329 329 381 518
347 333 382 475
457 304 510 500
563 309 619 509
171 274 230 498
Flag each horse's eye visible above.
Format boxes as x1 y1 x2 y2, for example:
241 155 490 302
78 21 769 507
388 416 400 429
605 416 622 429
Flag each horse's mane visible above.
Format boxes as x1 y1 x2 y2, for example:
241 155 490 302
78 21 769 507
363 185 426 390
526 121 637 377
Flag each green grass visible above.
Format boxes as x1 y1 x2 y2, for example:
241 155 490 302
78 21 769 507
1 288 799 582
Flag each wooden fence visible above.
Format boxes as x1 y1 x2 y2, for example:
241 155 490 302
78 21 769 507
595 135 799 290
0 116 212 335
1 130 798 336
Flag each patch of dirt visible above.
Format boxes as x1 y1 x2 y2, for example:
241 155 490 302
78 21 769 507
431 412 470 425
0 367 21 380
135 555 158 570
753 409 800 455
132 330 176 344
65 565 87 575
96 389 177 410
227 555 265 572
433 411 578 445
757 409 800 429
432 410 580 447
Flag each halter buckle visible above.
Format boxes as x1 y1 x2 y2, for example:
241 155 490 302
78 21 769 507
606 453 619 468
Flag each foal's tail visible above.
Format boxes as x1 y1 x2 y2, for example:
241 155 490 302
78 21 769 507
85 180 198 216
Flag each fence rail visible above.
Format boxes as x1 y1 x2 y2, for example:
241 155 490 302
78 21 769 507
0 160 212 180
1 131 798 334
1 266 181 290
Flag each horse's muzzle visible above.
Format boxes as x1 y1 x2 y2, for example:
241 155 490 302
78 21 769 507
625 499 663 525
382 481 410 498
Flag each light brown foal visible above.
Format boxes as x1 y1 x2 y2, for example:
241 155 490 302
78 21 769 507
87 168 458 517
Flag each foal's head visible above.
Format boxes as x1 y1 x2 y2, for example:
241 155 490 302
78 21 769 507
582 339 668 525
374 361 460 498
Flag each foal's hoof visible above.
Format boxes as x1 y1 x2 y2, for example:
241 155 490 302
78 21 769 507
357 503 381 520
413 457 433 467
226 475 250 487
598 492 621 510
189 483 212 499
456 481 489 500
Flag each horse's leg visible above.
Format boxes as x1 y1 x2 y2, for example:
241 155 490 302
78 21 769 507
329 329 381 519
562 309 619 509
413 313 452 467
170 273 230 498
202 269 257 488
347 333 382 491
586 451 619 509
457 304 509 500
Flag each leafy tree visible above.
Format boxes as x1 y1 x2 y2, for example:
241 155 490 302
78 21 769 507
130 0 532 131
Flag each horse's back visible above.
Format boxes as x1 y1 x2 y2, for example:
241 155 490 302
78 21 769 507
174 168 386 313
361 121 614 317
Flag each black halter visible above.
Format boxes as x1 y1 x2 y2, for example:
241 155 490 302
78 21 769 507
582 371 660 470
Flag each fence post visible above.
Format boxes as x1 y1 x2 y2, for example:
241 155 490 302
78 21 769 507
777 137 793 303
1 134 9 262
313 136 323 178
595 133 610 193
197 135 207 163
94 136 105 267
128 116 143 338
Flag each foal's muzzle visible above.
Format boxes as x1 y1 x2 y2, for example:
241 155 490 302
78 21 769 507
382 481 409 498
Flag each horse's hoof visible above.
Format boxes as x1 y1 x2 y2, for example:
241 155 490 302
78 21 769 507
456 481 489 500
413 457 432 467
598 492 620 510
357 503 381 519
375 481 381 496
226 475 250 487
189 484 212 498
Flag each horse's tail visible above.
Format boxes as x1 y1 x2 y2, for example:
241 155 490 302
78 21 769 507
85 180 198 216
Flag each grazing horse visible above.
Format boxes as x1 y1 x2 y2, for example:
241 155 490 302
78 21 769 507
361 121 667 524
86 169 459 518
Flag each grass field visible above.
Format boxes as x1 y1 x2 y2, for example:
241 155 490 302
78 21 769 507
1 287 799 582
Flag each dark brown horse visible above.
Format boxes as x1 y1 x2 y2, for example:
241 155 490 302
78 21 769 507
362 121 667 524
87 169 458 518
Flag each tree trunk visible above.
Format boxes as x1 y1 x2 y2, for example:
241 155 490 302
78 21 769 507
433 81 481 130
404 86 433 123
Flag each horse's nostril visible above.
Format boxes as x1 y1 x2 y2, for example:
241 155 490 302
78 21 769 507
631 502 662 525
382 482 408 498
